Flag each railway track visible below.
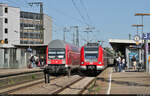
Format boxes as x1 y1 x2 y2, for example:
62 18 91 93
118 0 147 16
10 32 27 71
8 74 100 94
9 75 82 94
55 76 96 94
52 76 85 94
2 68 108 94
1 76 61 94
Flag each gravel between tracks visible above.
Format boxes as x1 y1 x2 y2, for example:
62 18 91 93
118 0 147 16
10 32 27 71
59 77 95 94
82 67 111 94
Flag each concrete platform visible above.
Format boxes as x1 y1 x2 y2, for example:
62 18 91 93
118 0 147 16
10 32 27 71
98 68 150 94
110 71 150 94
0 68 43 78
0 67 44 90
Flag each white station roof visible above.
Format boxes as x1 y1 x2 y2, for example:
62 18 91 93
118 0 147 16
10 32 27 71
109 39 150 44
109 39 141 44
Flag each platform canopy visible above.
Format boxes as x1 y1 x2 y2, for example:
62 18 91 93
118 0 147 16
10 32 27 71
109 39 144 55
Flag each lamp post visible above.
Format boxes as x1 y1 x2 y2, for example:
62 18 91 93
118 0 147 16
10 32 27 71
132 24 143 35
132 24 143 69
135 13 150 72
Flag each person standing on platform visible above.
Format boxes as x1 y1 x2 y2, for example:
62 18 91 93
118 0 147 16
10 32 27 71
122 57 126 72
113 57 118 72
117 56 122 72
32 56 36 68
29 55 35 68
131 56 137 71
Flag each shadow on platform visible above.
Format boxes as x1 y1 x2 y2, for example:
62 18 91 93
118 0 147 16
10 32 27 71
96 77 150 87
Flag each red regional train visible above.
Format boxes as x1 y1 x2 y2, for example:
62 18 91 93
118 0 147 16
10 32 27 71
45 39 80 74
80 42 113 72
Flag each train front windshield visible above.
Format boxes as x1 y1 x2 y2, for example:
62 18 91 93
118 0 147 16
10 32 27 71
84 47 98 62
48 48 65 59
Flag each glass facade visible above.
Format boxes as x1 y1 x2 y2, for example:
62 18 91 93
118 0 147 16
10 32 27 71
20 11 43 44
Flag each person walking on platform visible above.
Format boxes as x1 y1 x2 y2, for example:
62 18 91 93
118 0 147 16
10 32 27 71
122 57 126 72
131 56 137 71
29 55 34 68
117 56 122 72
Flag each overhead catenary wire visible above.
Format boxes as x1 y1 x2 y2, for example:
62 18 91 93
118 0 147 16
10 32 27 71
79 0 93 25
44 6 86 26
71 0 89 26
4 0 97 44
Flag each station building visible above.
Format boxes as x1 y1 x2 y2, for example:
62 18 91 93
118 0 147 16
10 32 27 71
109 39 150 69
0 3 52 68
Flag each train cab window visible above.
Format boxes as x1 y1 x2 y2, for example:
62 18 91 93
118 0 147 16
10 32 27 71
84 47 99 61
48 49 65 59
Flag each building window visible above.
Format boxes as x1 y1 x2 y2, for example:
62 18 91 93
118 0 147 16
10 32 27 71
5 7 8 13
4 38 8 44
5 28 8 34
5 18 8 23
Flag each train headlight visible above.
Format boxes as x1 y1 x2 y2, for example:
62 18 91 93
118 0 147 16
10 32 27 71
47 60 51 64
81 62 84 64
99 62 101 64
65 65 68 68
62 60 66 64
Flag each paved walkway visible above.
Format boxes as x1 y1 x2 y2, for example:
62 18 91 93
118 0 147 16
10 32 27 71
0 67 42 76
98 68 150 94
110 71 150 94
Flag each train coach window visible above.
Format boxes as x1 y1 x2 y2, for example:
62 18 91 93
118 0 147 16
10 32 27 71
48 52 56 54
57 51 65 54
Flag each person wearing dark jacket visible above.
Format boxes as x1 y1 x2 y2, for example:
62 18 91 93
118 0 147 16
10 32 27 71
113 57 118 72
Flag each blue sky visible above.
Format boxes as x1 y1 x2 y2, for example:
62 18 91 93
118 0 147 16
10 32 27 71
1 0 150 47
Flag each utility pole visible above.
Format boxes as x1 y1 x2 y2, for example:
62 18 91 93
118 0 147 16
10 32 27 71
71 26 79 47
135 13 150 73
28 2 44 44
63 27 67 41
75 26 79 47
73 31 75 45
129 34 131 40
84 26 94 43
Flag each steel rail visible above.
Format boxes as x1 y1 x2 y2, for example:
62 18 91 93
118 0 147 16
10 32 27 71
1 76 62 94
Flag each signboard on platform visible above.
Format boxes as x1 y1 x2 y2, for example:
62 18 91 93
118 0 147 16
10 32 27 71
142 33 150 40
129 45 142 48
129 52 139 61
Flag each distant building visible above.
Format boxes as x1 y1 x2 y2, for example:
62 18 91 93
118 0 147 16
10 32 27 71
20 11 52 45
0 3 52 68
0 3 20 48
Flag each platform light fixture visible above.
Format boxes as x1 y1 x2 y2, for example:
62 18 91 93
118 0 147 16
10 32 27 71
135 13 150 73
132 24 143 35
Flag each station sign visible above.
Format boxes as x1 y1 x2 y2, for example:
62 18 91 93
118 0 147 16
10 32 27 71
129 45 142 48
142 33 150 40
